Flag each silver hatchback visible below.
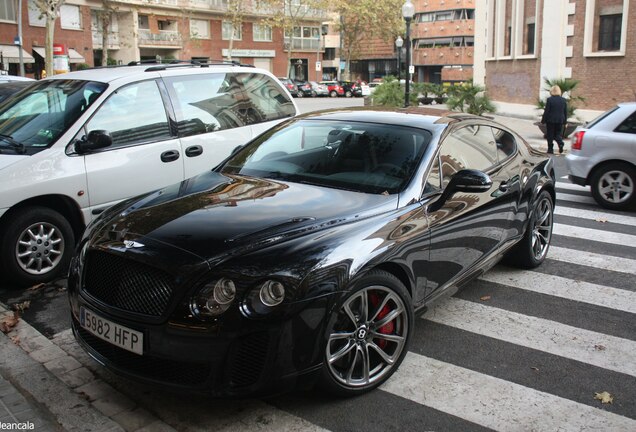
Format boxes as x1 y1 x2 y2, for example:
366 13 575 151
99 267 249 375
566 102 636 210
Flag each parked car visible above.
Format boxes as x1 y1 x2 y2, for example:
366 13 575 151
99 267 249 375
277 77 299 97
566 102 636 210
69 109 555 397
0 75 35 83
293 80 313 98
338 81 363 97
0 63 298 286
309 81 329 97
320 80 345 97
368 82 382 94
0 81 34 103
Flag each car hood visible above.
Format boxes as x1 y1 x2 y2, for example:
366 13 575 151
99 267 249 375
98 172 398 263
0 154 29 170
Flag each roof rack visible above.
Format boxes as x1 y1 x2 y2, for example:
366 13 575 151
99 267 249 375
144 59 255 72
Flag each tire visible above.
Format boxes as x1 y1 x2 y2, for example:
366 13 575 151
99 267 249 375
505 190 554 269
0 206 75 287
590 162 636 210
311 91 317 97
296 91 304 98
345 91 352 98
329 90 337 98
319 270 413 396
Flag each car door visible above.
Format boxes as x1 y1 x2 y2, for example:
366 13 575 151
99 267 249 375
492 126 524 242
82 79 184 217
423 124 511 297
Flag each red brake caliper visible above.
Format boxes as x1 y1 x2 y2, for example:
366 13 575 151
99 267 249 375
369 292 394 349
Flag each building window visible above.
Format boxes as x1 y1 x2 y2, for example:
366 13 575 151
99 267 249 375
60 4 82 30
284 26 321 50
222 21 242 40
253 24 272 42
0 0 16 21
190 19 210 39
27 0 45 26
324 48 336 60
598 14 622 51
417 9 475 23
525 23 535 55
138 15 149 30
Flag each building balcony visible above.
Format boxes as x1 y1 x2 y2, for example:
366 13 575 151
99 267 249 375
138 29 182 46
284 38 321 52
412 47 474 66
92 31 121 50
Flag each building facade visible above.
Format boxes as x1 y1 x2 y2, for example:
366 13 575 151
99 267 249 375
0 0 326 80
474 0 635 111
351 0 475 83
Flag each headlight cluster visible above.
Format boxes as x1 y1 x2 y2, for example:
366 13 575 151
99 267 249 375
190 277 287 319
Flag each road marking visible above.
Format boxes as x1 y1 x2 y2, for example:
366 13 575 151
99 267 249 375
554 206 636 226
383 353 636 432
548 245 636 275
481 267 636 313
556 182 590 192
422 298 636 377
557 192 596 205
554 223 636 247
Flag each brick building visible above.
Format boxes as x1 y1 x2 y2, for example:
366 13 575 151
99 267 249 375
0 0 326 80
351 0 475 83
474 0 635 111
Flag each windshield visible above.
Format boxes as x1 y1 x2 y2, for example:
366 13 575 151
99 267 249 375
220 119 432 194
0 79 107 155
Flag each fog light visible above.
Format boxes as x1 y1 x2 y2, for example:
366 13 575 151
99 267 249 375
259 280 285 307
212 278 236 305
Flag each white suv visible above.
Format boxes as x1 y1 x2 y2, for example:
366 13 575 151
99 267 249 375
566 102 636 210
0 62 298 285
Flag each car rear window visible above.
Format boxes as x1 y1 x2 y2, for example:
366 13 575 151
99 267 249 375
586 106 620 129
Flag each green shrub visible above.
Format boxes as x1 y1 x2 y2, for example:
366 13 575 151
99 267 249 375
536 77 585 120
371 76 419 107
76 63 90 70
445 80 496 115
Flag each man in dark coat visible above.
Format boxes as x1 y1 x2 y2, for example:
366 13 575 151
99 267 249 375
541 85 568 154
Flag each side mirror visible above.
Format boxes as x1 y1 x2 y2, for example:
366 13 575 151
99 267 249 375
75 130 112 154
429 169 492 211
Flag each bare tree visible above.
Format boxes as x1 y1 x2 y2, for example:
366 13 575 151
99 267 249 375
94 1 118 67
33 0 66 75
224 0 249 62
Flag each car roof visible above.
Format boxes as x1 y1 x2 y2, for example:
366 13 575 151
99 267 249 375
46 63 260 84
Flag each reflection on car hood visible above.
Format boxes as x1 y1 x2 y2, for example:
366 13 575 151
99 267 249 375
0 154 29 170
99 172 398 263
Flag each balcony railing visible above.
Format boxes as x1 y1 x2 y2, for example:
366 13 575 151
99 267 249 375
285 38 321 51
138 29 182 46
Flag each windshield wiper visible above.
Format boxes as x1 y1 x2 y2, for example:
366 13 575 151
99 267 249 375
0 134 26 154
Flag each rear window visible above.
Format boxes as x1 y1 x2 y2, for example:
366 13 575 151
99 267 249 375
586 106 620 129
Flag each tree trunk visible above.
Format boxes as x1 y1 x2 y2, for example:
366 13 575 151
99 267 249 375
227 29 234 62
286 33 293 77
45 16 55 75
101 14 111 67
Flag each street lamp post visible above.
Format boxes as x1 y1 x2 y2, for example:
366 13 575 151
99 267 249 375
395 36 403 82
402 0 415 107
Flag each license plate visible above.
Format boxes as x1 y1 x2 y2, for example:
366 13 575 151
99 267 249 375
80 307 143 355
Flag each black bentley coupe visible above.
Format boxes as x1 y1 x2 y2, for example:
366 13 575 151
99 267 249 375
68 109 555 396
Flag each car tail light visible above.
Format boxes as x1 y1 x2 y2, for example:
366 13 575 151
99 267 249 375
572 131 585 150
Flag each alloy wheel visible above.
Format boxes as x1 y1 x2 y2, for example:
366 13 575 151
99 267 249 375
15 222 65 275
531 195 553 261
326 286 408 388
597 169 633 205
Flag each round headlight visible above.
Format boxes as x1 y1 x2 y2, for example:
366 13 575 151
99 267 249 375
212 278 236 305
259 280 285 307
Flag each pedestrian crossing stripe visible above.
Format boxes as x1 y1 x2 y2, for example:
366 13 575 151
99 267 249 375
548 245 636 275
554 223 636 247
556 192 597 205
555 205 636 227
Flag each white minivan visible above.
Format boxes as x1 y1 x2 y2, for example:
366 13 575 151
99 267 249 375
0 62 298 286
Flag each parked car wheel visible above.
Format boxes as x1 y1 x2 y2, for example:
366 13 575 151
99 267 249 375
345 90 352 98
590 162 635 210
296 90 304 98
319 270 412 396
311 91 317 97
505 190 554 269
1 207 75 286
329 90 338 98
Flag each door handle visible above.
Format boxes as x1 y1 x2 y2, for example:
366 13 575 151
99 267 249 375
499 181 510 192
185 145 203 157
160 150 180 163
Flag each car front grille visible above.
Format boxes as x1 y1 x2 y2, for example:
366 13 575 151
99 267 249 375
83 250 174 317
76 325 209 386
229 332 270 388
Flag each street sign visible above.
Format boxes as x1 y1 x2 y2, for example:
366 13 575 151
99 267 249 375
409 65 415 74
315 61 321 71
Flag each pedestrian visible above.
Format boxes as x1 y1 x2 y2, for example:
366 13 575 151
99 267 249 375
541 85 568 154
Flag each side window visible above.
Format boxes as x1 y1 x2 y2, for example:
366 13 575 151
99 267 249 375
492 127 517 162
439 125 497 187
615 111 636 134
238 73 296 124
165 73 249 137
86 80 170 148
425 153 441 193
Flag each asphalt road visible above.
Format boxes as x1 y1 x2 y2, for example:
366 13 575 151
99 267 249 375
1 98 635 431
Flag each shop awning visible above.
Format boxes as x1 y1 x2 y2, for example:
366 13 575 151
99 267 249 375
33 47 86 64
0 45 35 64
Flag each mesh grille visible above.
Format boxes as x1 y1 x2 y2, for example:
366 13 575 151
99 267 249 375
230 333 270 388
76 325 209 385
83 250 174 317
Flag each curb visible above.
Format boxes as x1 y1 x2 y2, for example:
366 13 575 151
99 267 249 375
0 304 176 432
